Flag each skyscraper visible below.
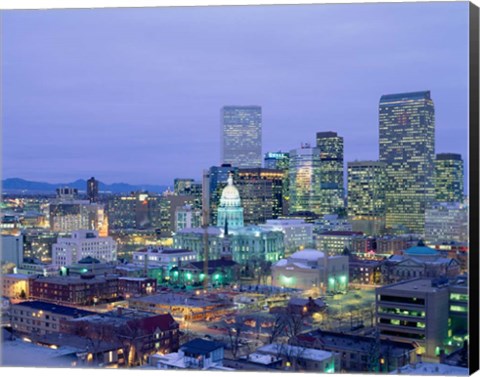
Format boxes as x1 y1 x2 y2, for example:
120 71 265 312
316 132 345 214
221 106 262 168
347 160 387 235
87 177 99 203
264 151 290 215
434 153 464 203
289 144 322 215
379 91 435 234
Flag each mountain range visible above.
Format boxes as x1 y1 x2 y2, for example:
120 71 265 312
2 178 168 194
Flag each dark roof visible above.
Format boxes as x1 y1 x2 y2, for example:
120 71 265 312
436 153 462 161
188 259 238 272
78 256 101 264
130 313 178 332
380 91 430 102
162 249 193 255
181 338 224 355
14 301 95 317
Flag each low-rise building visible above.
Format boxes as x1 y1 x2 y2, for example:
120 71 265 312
293 329 416 373
271 249 348 293
254 343 338 372
150 338 226 370
118 277 156 297
170 259 240 287
62 308 179 366
128 293 233 323
259 219 314 254
30 274 119 306
10 300 94 336
1 273 35 299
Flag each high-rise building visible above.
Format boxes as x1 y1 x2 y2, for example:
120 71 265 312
264 151 290 215
434 153 464 203
235 168 284 224
347 160 387 235
379 91 435 234
424 202 468 244
316 132 345 214
221 106 262 168
87 177 99 203
288 144 322 215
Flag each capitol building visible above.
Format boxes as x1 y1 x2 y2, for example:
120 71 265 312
174 174 285 265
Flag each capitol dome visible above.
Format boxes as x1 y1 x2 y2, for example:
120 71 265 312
220 174 241 207
217 173 244 229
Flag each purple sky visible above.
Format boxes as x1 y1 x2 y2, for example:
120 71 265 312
2 2 469 186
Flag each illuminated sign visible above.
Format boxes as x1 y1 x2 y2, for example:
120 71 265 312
266 152 288 159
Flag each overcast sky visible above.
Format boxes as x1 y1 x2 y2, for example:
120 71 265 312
2 2 469 186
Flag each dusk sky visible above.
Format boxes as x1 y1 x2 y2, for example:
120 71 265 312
2 2 470 186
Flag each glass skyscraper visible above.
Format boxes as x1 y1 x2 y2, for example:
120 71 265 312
379 91 435 235
222 106 262 168
316 132 345 215
347 160 387 235
288 144 322 215
434 153 464 203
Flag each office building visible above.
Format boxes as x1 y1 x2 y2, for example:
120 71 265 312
424 202 468 244
376 278 450 359
315 231 363 255
264 152 290 215
175 204 202 231
347 160 386 235
289 144 322 215
174 178 202 197
316 132 345 215
379 91 435 234
259 219 314 254
235 168 284 224
221 106 262 168
434 153 464 203
87 177 99 203
52 230 117 266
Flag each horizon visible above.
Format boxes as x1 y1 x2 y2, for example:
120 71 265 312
2 2 469 187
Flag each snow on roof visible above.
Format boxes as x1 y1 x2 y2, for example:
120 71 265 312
257 343 332 362
290 249 325 260
247 352 281 365
392 362 468 375
273 259 288 267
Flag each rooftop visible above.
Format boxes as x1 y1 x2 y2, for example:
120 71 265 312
257 343 332 362
392 362 468 375
290 249 325 260
181 338 224 355
13 300 95 317
378 278 449 294
130 293 221 308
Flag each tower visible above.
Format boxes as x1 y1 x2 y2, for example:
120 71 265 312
87 177 99 203
379 91 435 234
316 132 345 214
434 153 464 203
221 106 262 168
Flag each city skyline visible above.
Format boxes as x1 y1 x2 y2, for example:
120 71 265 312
2 2 469 186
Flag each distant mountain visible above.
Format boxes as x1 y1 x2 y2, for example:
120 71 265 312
2 178 168 194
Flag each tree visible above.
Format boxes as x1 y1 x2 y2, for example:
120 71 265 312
19 290 26 299
284 313 305 340
266 313 286 344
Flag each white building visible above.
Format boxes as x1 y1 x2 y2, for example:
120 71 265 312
132 247 196 267
259 219 313 254
315 231 363 255
424 202 468 244
271 249 348 293
52 230 117 266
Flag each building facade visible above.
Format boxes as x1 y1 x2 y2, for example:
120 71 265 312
379 91 435 234
52 230 117 266
424 202 468 244
221 105 262 168
289 144 322 215
316 132 345 215
434 153 464 203
347 160 386 235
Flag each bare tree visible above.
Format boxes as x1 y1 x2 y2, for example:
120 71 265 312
284 313 305 340
266 313 286 344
